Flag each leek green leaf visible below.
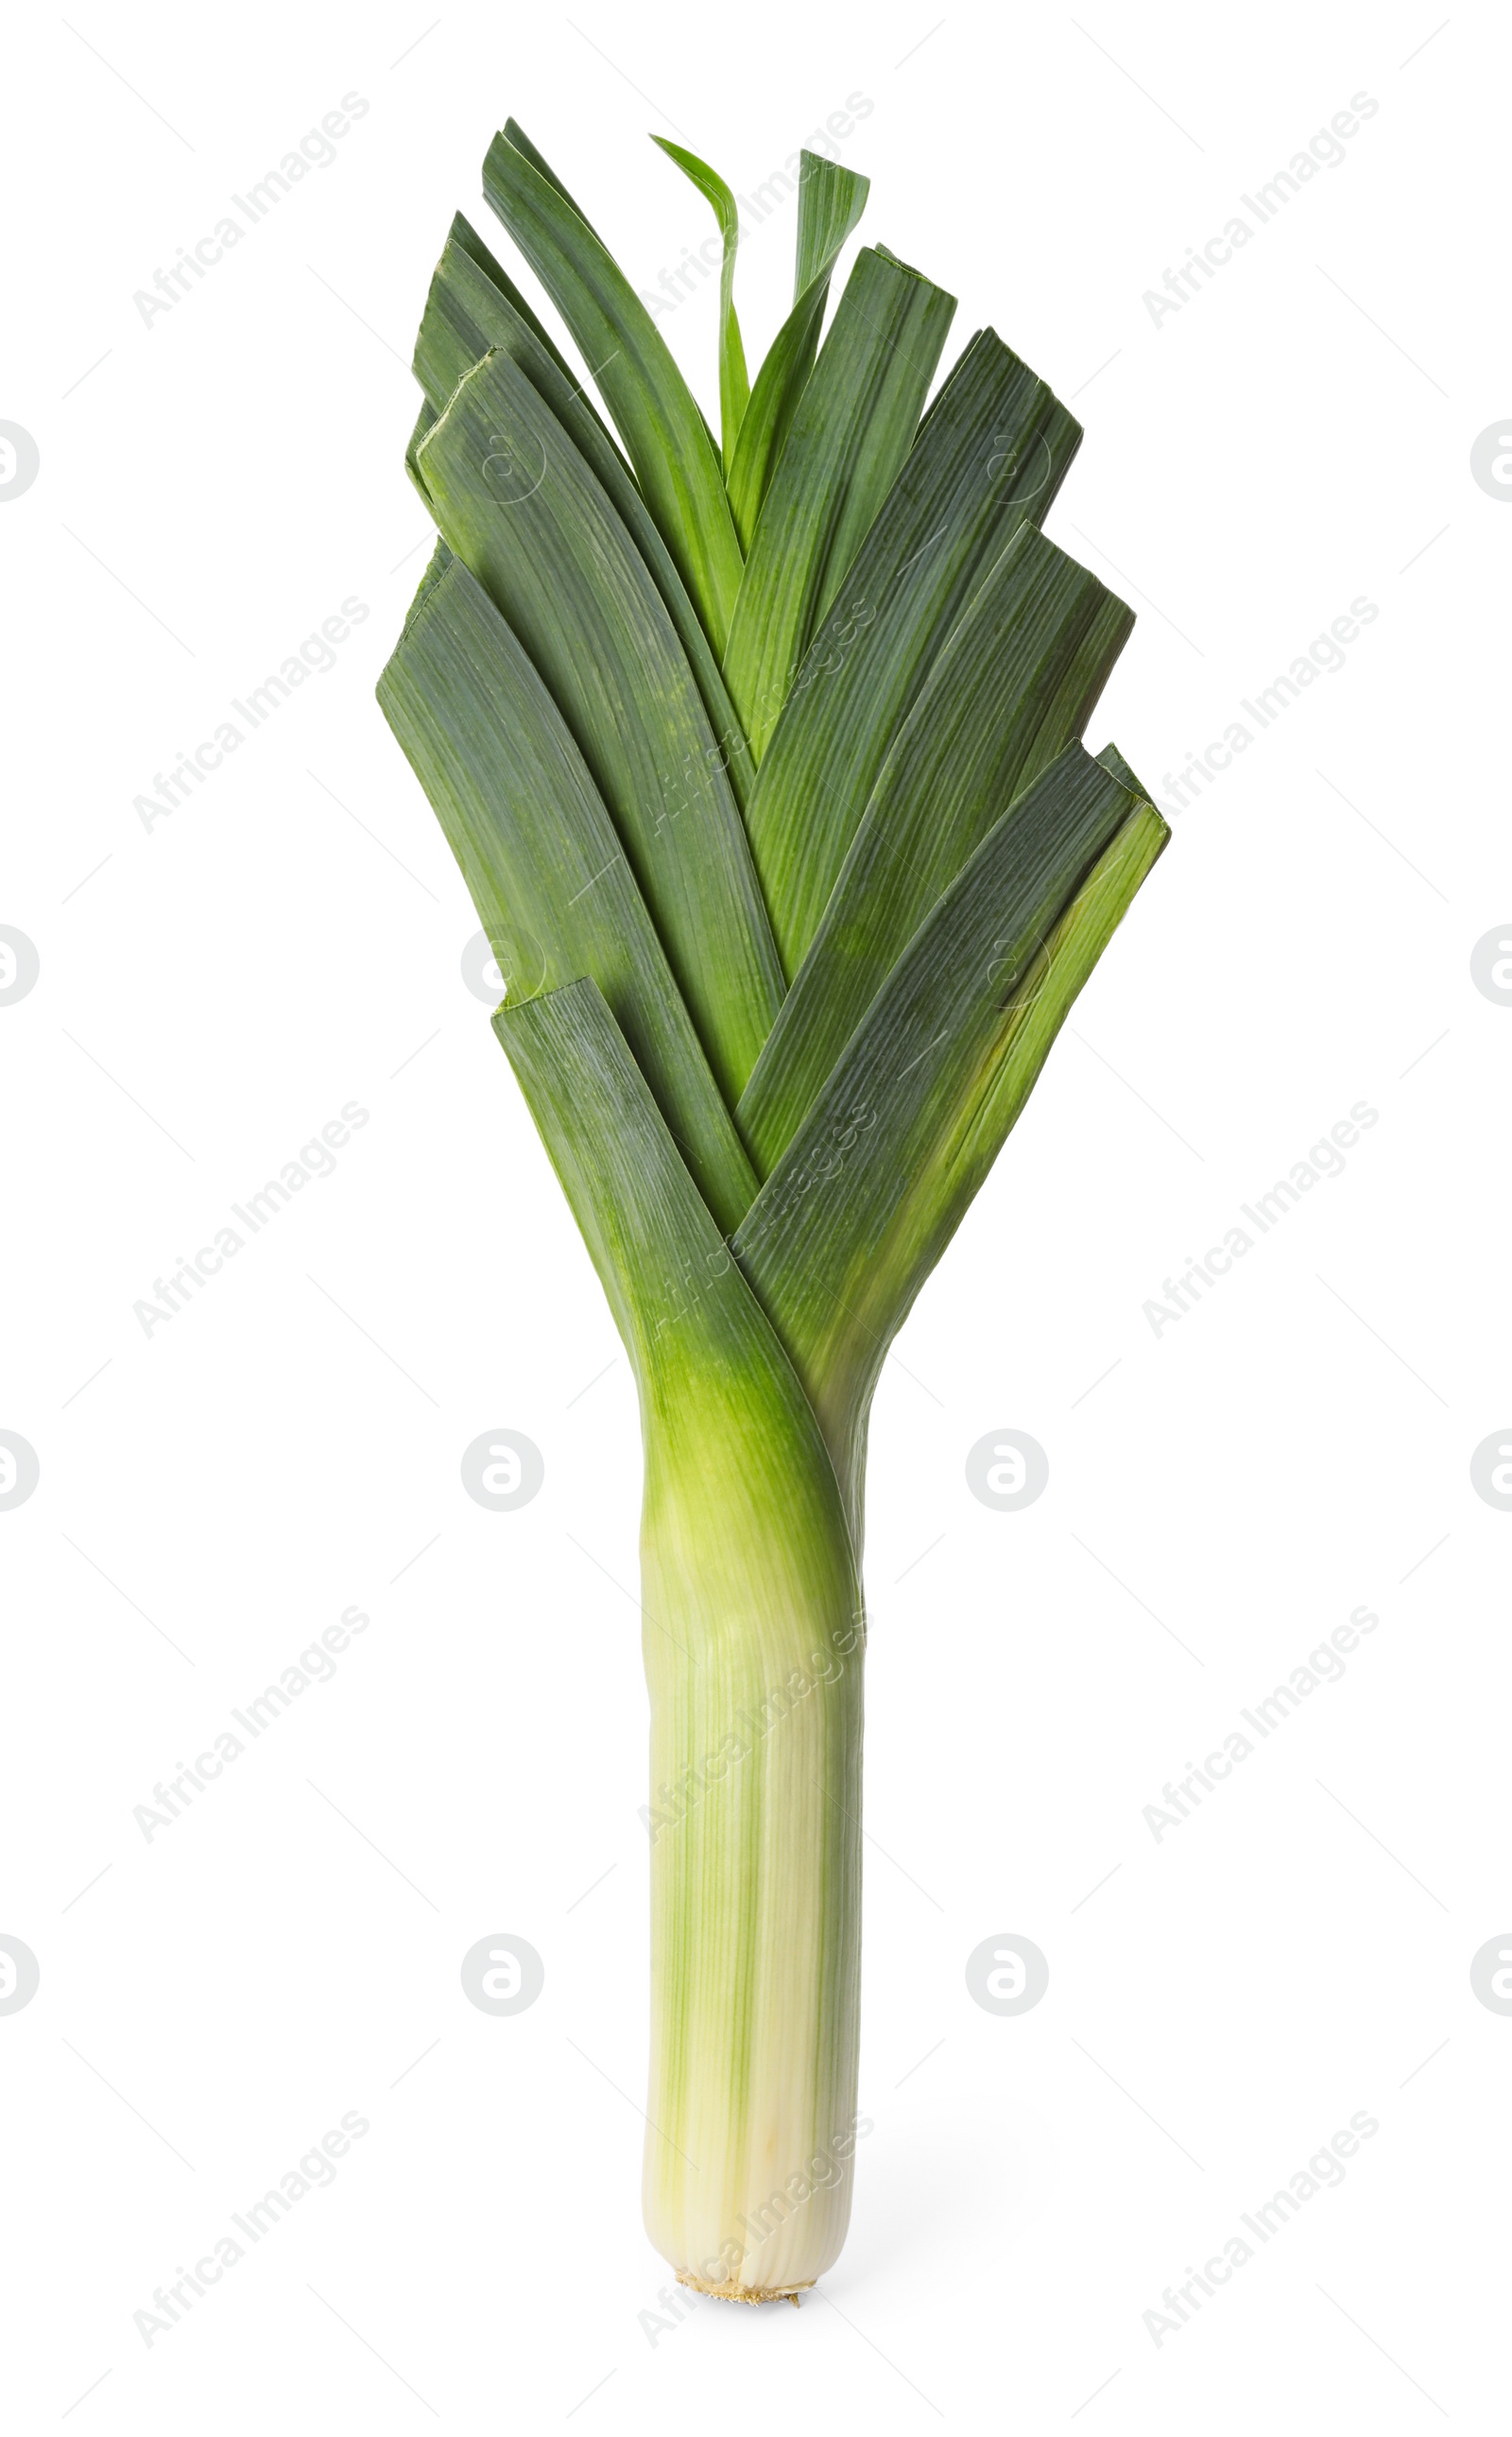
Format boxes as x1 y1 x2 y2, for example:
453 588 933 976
484 121 745 653
850 800 1169 1517
398 531 453 629
793 154 868 299
650 138 750 475
931 791 1169 1252
744 327 1083 971
377 556 757 1234
724 152 869 550
404 398 437 499
493 121 601 233
441 208 583 383
415 228 756 808
734 748 1152 1509
1094 738 1152 799
738 525 1132 1167
496 977 842 1521
414 346 784 1106
415 220 623 464
722 247 955 757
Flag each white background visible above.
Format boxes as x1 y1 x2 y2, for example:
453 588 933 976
3 1 1506 2428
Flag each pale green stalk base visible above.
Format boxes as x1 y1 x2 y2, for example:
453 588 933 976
640 1425 865 2297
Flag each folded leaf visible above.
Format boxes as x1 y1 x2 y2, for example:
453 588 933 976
734 748 1154 1512
414 346 784 1106
443 207 585 384
745 327 1083 971
404 398 437 499
484 121 745 654
415 224 756 809
946 779 1166 1195
738 524 1132 1166
399 531 454 626
377 554 757 1235
794 156 868 298
722 247 955 758
725 153 869 550
1093 738 1151 800
497 121 600 232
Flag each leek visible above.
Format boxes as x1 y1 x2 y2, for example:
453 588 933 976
379 121 1170 2300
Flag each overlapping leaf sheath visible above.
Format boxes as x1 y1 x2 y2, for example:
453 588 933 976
724 154 868 549
735 749 1166 1523
722 246 956 757
743 327 1083 973
415 216 757 806
377 552 758 1234
378 115 1171 2299
484 120 745 653
411 343 784 1105
738 524 1133 1166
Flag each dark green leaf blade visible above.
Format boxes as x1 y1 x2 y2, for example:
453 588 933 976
483 121 745 654
377 554 757 1236
737 525 1133 1167
414 224 756 809
794 154 868 299
650 137 749 474
935 783 1169 1241
723 247 956 758
744 327 1083 973
440 208 584 385
404 398 437 498
725 153 869 551
734 750 1160 1515
496 122 601 232
414 345 784 1104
